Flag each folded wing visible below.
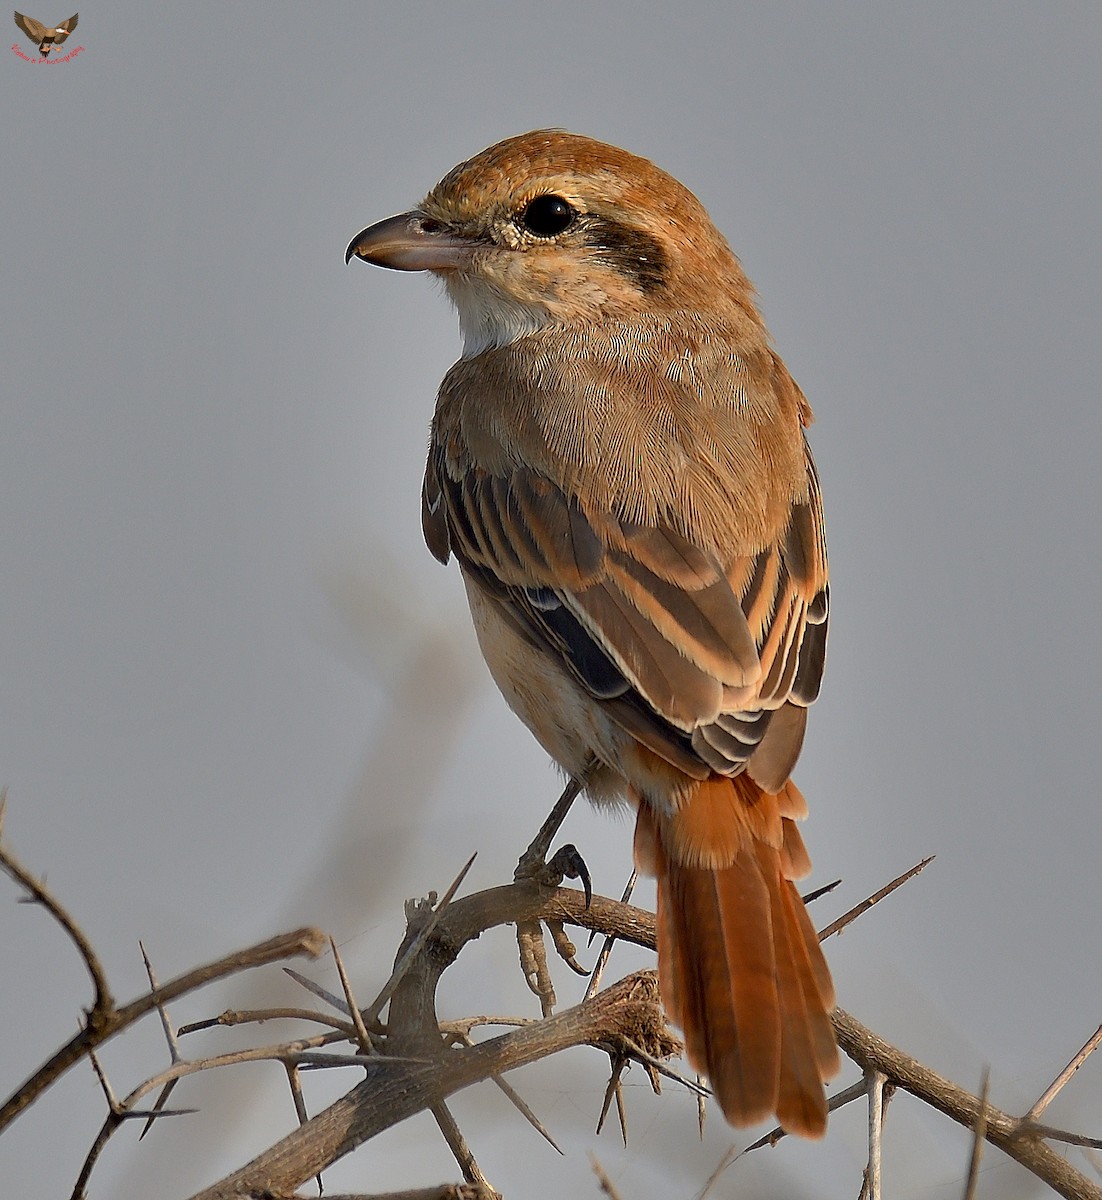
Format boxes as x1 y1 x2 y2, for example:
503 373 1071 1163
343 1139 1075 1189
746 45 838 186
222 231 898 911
423 433 827 787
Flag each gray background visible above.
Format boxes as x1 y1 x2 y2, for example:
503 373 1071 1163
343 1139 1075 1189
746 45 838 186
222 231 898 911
3 3 1101 1197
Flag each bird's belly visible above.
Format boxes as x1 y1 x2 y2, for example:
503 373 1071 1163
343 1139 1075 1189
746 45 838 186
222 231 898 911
462 573 630 806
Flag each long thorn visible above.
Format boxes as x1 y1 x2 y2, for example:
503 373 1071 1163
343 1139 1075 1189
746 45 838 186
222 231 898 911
584 871 637 1001
962 1069 990 1200
818 857 934 941
329 937 375 1055
1024 1024 1102 1122
363 852 476 1025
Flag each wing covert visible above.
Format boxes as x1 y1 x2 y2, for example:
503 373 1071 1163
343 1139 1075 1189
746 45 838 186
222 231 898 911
422 430 827 786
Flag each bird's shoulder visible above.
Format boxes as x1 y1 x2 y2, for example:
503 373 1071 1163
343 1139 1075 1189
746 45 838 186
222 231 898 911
430 317 813 557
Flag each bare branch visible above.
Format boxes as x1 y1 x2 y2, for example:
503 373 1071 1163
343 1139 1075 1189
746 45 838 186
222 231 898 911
10 822 1101 1200
273 1188 488 1200
71 1023 421 1194
1 926 326 1133
180 876 1100 1200
833 1008 1102 1200
0 826 114 1020
1019 1124 1102 1151
363 852 476 1026
440 1016 540 1037
178 1007 359 1039
187 970 667 1199
72 1048 194 1200
861 1070 888 1200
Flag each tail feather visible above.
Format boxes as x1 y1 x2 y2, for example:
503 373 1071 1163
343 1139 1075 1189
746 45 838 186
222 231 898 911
781 857 837 1018
711 854 781 1120
637 778 838 1136
765 844 836 1135
662 848 783 1122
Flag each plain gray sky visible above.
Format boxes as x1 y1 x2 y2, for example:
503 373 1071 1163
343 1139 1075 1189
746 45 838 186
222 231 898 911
3 3 1101 1197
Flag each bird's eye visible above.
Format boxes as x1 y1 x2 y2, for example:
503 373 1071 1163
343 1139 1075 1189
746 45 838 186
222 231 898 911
519 195 576 237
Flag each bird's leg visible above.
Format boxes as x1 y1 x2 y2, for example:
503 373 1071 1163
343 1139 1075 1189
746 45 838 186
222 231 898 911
514 773 583 875
513 759 595 906
513 759 597 1014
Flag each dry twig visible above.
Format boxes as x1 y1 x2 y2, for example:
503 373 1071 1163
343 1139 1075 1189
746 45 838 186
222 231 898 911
0 822 113 1022
7 807 1101 1200
860 1070 889 1200
0 884 324 1134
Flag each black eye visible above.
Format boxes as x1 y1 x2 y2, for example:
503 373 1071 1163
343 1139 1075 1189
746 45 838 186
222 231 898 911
519 194 576 237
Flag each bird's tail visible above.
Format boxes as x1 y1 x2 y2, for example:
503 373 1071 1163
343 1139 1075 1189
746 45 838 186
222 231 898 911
634 774 839 1136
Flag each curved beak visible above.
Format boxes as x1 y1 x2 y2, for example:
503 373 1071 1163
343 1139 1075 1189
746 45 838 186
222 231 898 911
345 210 475 272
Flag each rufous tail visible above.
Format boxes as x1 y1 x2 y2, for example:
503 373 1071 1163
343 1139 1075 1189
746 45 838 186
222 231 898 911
634 775 839 1136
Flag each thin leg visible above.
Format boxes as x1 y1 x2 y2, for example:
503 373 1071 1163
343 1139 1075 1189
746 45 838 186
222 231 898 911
513 759 598 1014
514 772 586 881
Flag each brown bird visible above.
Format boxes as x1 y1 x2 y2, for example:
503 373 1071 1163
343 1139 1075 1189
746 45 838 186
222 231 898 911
346 130 839 1136
13 11 77 56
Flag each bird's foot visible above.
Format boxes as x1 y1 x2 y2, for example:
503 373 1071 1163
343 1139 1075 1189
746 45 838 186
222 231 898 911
513 765 597 1013
513 758 597 902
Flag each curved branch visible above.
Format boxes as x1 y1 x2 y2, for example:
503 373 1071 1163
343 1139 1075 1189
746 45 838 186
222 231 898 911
0 927 326 1132
188 876 1102 1200
188 971 664 1200
0 827 114 1020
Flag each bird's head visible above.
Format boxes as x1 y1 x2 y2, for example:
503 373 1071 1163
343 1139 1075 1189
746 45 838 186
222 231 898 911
346 130 756 356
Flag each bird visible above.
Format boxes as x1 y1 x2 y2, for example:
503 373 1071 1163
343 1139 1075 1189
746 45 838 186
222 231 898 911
346 130 839 1136
13 11 77 56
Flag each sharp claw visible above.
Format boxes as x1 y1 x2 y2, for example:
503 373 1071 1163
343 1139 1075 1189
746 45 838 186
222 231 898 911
545 843 592 907
578 854 593 909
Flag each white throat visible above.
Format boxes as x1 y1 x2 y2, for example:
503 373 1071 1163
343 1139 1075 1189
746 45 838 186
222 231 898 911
444 274 551 357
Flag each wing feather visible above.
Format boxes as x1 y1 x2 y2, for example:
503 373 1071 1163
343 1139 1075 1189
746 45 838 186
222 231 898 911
606 552 758 686
425 389 828 784
15 12 46 39
52 13 76 43
570 581 723 727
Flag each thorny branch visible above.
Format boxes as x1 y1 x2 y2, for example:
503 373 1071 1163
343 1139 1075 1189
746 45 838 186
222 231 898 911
0 819 326 1134
0 793 113 1019
189 866 1101 1200
3 812 1101 1200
